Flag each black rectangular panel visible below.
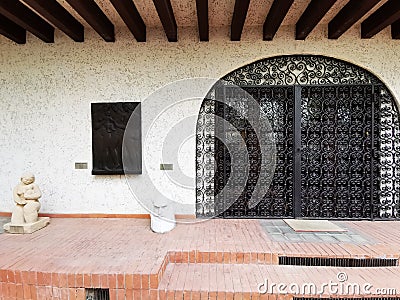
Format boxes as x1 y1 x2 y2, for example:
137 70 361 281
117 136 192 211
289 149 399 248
91 102 142 175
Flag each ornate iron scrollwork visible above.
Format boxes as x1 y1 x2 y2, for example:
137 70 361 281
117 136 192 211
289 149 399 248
196 55 400 219
300 85 375 219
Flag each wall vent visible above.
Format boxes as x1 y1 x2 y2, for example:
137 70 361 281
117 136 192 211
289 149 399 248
279 256 399 267
86 288 110 300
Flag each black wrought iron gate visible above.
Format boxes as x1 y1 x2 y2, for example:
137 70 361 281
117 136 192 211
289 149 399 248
214 84 381 219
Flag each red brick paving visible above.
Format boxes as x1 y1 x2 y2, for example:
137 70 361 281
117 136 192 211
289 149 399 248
0 218 399 299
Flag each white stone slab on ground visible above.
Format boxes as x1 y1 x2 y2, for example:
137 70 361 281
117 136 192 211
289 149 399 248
3 217 50 234
283 219 347 232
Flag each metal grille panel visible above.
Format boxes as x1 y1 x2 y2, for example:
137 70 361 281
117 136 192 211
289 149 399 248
86 288 110 300
214 86 294 218
300 85 376 219
279 256 399 267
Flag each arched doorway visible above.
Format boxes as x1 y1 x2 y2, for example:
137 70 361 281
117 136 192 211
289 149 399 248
196 55 400 220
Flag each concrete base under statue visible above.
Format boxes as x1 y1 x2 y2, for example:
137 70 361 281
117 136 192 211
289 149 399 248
3 217 50 234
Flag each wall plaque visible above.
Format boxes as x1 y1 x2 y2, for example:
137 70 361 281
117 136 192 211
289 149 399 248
91 102 142 175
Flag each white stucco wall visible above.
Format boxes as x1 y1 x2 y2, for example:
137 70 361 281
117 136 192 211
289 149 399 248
0 25 400 215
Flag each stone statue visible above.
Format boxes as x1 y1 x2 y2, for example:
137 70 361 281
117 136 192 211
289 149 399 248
11 173 42 224
3 173 49 234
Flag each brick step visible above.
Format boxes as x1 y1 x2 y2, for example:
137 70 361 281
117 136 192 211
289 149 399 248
168 251 400 265
158 263 400 298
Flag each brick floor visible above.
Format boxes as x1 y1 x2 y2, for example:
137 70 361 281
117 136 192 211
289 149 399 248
0 218 400 299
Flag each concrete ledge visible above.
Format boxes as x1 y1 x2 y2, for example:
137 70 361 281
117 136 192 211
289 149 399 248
3 217 50 234
0 212 196 219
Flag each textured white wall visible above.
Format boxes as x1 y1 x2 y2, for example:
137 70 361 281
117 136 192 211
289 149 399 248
0 25 400 215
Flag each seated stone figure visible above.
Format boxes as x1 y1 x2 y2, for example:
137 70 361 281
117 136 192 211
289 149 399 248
4 173 49 233
11 173 42 224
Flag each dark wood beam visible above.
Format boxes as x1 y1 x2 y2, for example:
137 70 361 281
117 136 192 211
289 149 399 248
0 14 26 44
65 0 114 42
0 0 53 43
231 0 250 41
296 0 337 40
196 0 208 41
361 0 400 38
110 0 146 42
328 0 380 39
392 19 400 39
22 0 83 42
153 0 177 42
263 0 294 41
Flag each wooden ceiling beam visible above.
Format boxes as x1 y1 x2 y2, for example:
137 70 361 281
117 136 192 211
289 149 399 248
110 0 146 42
328 0 380 39
0 14 26 44
361 0 400 38
196 0 208 41
22 0 83 42
263 0 294 41
231 0 250 41
153 0 177 42
65 0 114 42
296 0 337 40
392 19 400 39
0 0 53 43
